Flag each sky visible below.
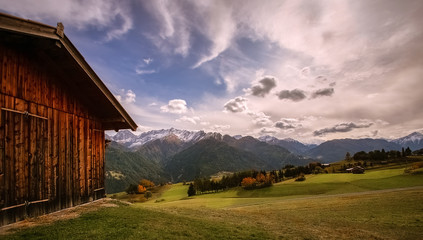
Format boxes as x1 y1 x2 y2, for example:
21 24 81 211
1 0 423 143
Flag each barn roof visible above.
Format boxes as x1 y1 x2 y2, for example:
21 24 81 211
0 12 137 131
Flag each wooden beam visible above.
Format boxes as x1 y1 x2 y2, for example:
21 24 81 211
1 107 48 120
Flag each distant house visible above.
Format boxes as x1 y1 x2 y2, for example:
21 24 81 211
0 13 137 226
346 166 365 174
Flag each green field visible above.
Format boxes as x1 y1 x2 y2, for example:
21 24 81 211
2 165 423 239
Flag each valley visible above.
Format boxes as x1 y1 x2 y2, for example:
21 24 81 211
105 129 423 193
3 163 423 239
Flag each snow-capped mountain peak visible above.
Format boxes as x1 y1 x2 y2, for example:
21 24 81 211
110 130 137 144
258 135 278 142
108 128 208 148
391 132 423 149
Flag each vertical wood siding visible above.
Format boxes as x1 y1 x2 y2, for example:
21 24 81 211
0 43 105 226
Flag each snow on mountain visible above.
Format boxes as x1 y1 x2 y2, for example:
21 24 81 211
108 129 423 152
391 132 423 150
108 130 137 147
233 135 243 140
109 128 208 148
258 135 278 142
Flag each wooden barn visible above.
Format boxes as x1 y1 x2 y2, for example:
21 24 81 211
0 13 137 226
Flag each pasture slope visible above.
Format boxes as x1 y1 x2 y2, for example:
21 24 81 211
2 165 423 239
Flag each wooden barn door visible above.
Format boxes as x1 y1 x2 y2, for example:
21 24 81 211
0 108 48 220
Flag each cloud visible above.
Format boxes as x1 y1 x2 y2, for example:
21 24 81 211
176 116 201 124
135 124 153 134
259 127 277 135
143 58 153 65
313 122 374 136
0 0 133 41
191 2 236 68
276 89 307 102
210 124 231 132
143 1 191 56
160 99 188 114
274 118 302 129
115 89 136 104
371 130 379 137
311 88 334 98
248 76 277 97
249 112 272 126
135 69 156 75
223 97 248 113
315 76 327 82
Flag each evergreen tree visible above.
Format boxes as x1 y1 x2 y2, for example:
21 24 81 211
405 147 412 156
188 183 196 196
345 152 351 161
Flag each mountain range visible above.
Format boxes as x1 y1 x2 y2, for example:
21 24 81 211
105 128 423 193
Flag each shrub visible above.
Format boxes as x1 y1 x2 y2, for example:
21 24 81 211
125 184 138 194
295 174 306 182
412 162 423 169
144 191 153 199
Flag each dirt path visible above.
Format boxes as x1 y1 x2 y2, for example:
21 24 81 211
224 185 423 209
0 198 123 235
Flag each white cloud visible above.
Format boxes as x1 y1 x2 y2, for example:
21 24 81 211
115 89 136 104
143 1 191 56
258 127 278 135
143 58 153 65
223 97 248 113
160 99 189 114
135 69 156 75
176 116 201 125
192 1 235 68
249 112 272 126
200 121 210 126
134 124 153 135
0 0 133 41
209 124 231 132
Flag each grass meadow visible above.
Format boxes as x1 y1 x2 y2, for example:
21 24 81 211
2 164 423 239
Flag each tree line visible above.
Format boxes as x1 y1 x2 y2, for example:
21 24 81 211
188 163 327 196
348 147 412 162
125 179 155 199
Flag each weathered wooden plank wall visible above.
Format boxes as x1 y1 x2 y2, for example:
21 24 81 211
0 42 106 226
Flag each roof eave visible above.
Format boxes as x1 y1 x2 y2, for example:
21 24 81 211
0 12 137 131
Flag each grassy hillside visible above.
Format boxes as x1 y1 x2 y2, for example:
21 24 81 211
225 136 311 168
146 166 423 207
4 165 423 239
105 142 169 193
165 138 269 181
306 138 401 163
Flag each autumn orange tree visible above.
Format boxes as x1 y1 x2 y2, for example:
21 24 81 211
137 185 147 194
139 179 155 189
255 173 266 183
241 177 257 189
